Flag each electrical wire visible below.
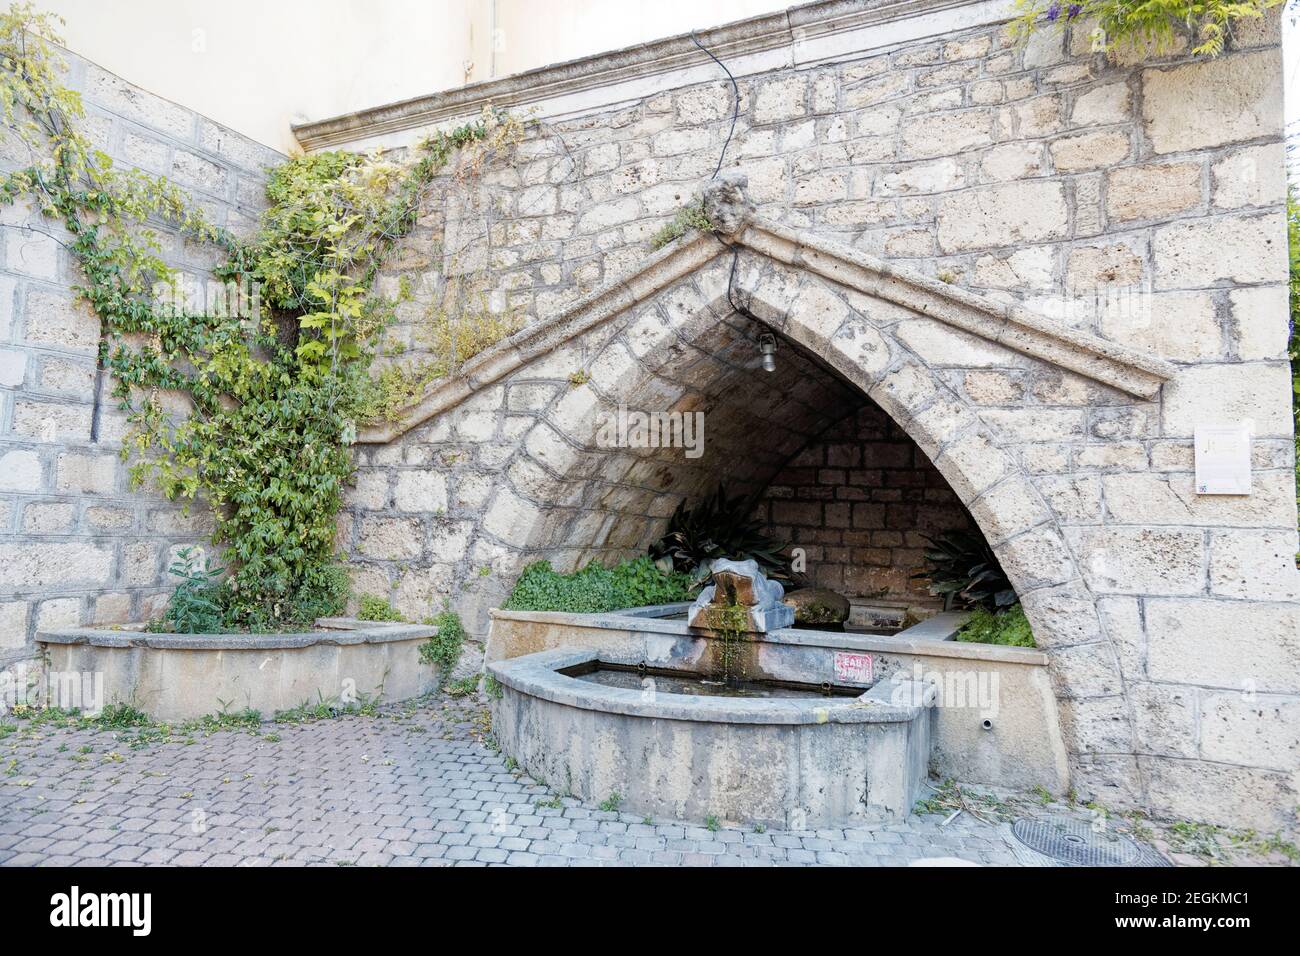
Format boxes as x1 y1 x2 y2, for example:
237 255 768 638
688 30 753 323
689 30 739 178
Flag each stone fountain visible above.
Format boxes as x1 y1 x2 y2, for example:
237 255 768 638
686 558 794 634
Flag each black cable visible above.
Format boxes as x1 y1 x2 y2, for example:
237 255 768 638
689 31 739 178
689 30 752 323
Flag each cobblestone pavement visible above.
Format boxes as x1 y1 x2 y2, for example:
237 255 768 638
0 691 1165 867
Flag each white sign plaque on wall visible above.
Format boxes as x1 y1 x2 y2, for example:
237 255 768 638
1194 422 1252 495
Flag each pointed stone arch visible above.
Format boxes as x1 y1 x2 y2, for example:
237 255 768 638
356 176 1183 798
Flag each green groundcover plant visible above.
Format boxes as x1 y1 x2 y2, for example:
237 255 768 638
957 604 1036 648
1287 190 1300 544
503 557 698 614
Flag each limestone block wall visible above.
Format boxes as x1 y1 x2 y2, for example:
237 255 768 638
755 400 975 606
0 0 1294 831
0 49 282 667
316 3 1298 829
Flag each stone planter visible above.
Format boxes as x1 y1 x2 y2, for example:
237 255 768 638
36 617 438 721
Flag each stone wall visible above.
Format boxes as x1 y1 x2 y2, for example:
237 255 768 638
755 400 974 607
0 49 281 667
1 0 1295 832
317 4 1297 830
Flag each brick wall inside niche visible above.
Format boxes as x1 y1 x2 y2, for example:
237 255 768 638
755 401 976 608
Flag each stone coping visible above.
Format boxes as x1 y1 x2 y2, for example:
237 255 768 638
293 0 1004 150
36 617 436 651
488 606 1050 665
487 647 933 725
359 187 1176 443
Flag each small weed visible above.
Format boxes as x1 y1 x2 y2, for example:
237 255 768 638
93 703 152 729
650 201 713 249
912 778 1017 823
357 594 404 622
705 815 720 832
445 675 480 698
180 707 262 734
273 691 377 725
567 370 590 386
419 607 466 687
1164 821 1300 865
598 792 622 812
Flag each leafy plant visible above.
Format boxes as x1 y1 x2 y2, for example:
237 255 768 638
445 674 481 697
161 548 226 634
914 529 1016 611
957 604 1036 647
0 6 526 629
503 557 697 614
273 689 378 723
598 792 623 812
1287 189 1300 550
649 200 713 249
1009 0 1281 58
419 608 466 686
357 594 404 622
354 267 525 422
93 702 153 729
649 485 793 585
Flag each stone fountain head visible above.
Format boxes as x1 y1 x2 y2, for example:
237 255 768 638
686 557 794 634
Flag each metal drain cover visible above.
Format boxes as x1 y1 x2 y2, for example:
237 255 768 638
1012 816 1167 867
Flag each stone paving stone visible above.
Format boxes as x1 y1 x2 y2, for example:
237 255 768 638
0 691 1170 868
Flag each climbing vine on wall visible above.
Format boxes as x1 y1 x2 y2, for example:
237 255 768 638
1010 0 1281 57
1287 190 1300 537
0 3 522 628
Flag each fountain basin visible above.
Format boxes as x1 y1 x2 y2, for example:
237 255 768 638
487 647 935 828
485 605 1069 793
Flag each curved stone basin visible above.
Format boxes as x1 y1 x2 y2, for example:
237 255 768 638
487 647 935 828
37 617 438 720
486 604 1069 794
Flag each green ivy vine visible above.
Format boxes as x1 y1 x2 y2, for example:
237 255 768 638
1010 0 1281 57
1287 189 1300 543
0 4 520 628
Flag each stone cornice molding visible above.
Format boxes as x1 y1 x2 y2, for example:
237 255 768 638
357 177 1175 444
293 0 1009 151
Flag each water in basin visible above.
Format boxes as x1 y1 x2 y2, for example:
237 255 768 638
650 610 902 636
561 663 861 700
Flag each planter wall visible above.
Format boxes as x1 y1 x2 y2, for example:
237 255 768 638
37 618 437 721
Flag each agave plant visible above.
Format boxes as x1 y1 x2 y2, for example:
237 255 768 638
913 529 1016 611
649 485 794 585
